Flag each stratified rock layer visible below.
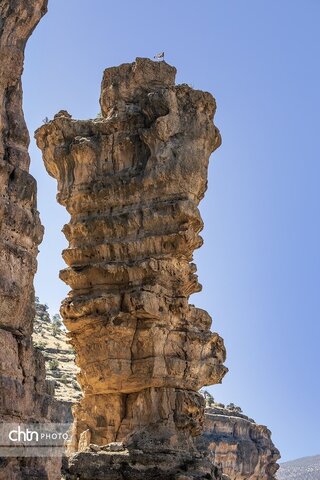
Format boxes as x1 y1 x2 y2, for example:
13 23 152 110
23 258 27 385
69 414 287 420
31 315 280 480
36 58 227 479
196 406 280 480
0 2 67 479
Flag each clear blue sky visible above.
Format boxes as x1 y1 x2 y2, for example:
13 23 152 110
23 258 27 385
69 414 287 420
23 0 320 463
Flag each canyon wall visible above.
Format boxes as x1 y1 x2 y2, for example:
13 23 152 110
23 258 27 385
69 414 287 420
36 58 228 480
0 2 67 479
196 405 280 480
0 3 280 479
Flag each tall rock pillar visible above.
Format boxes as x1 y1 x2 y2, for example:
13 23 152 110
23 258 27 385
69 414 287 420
36 58 228 479
0 1 67 479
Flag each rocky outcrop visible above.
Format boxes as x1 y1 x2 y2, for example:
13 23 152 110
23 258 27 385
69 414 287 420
277 455 320 480
33 299 82 404
196 406 280 480
0 2 68 479
36 58 227 479
32 307 280 480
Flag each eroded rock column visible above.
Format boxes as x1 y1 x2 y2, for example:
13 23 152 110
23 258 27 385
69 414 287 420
0 1 67 479
36 58 228 479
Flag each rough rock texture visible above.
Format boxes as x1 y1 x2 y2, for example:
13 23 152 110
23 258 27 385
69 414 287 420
36 58 227 479
0 2 68 479
276 455 320 480
32 299 82 403
32 314 280 480
196 406 280 480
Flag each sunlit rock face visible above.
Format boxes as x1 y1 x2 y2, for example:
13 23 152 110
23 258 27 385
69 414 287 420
36 57 227 479
0 1 68 479
196 406 280 480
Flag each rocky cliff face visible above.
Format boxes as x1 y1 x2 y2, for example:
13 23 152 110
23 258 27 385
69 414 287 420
196 406 280 480
32 299 81 404
0 2 67 479
36 58 227 480
32 306 280 480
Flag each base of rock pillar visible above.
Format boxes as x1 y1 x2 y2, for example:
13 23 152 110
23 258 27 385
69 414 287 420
65 448 225 480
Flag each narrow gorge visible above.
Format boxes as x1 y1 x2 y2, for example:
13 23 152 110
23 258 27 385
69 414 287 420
0 3 280 478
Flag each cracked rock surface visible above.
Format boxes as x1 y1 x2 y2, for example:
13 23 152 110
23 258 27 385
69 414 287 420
36 57 227 479
196 406 280 480
0 2 69 479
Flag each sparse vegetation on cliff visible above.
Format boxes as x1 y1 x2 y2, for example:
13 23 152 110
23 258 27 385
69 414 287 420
32 298 81 402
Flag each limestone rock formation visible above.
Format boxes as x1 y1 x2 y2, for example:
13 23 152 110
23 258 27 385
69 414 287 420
196 405 280 480
36 58 227 479
32 310 280 480
0 2 68 479
33 298 82 404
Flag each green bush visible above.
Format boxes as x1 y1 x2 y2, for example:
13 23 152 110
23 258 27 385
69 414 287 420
48 359 59 370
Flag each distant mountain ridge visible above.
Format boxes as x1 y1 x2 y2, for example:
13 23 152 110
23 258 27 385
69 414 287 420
277 455 320 480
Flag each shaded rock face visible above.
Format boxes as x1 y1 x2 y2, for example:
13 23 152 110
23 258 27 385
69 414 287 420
196 407 280 480
0 2 68 479
36 58 227 479
0 0 45 335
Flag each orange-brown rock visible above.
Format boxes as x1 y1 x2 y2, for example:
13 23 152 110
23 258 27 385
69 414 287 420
36 58 227 479
196 405 280 480
0 1 68 479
